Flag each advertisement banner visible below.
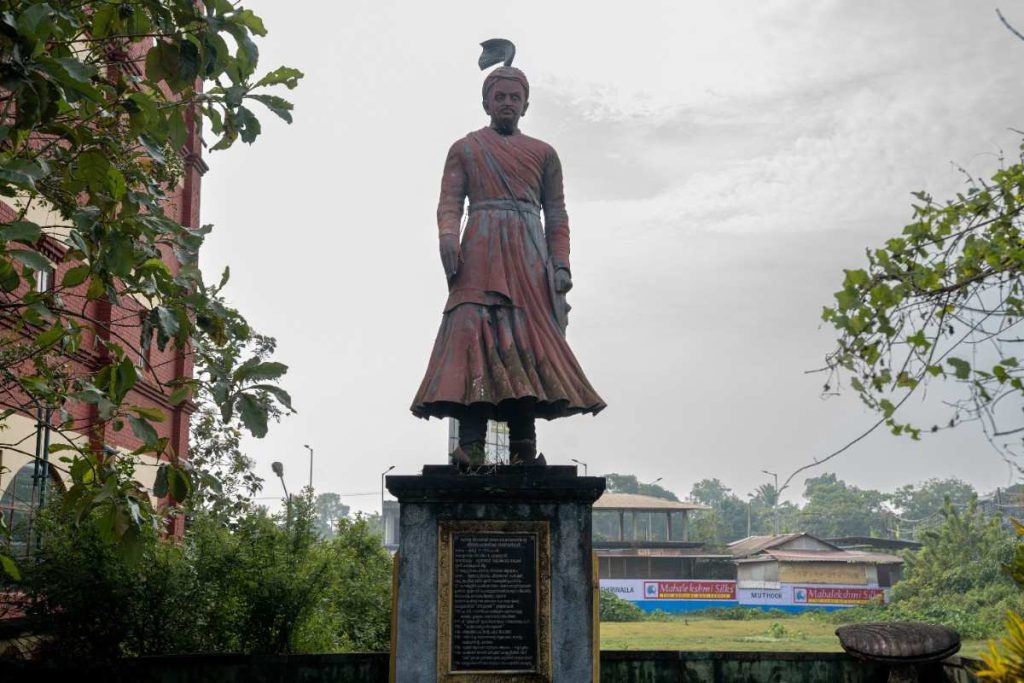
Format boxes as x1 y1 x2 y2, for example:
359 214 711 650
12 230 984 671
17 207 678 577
642 580 737 600
599 579 645 601
792 586 884 606
737 586 791 606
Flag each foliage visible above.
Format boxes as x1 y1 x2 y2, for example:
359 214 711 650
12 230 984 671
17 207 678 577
798 473 892 538
831 497 1021 639
15 493 391 660
188 333 286 522
977 519 1024 680
604 473 679 501
598 589 645 622
891 477 976 538
0 0 302 570
688 478 753 546
312 492 351 539
821 137 1024 458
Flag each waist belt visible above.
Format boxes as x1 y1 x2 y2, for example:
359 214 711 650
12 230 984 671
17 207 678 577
468 199 540 216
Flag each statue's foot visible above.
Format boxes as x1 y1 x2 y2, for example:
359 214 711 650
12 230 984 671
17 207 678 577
450 447 472 471
510 450 546 466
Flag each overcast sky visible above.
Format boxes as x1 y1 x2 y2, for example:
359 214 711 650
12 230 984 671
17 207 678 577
200 0 1024 512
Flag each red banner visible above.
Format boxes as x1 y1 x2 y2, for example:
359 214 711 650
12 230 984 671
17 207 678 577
643 580 736 600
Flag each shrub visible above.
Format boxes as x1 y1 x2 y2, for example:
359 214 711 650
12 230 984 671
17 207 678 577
14 495 392 661
599 590 645 622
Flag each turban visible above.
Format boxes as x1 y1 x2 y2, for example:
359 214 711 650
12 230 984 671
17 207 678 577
482 67 530 100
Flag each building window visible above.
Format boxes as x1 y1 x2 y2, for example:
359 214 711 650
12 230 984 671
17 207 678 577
0 460 62 560
33 266 53 293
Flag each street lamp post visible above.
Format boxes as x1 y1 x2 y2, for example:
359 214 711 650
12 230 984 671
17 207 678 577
762 469 779 535
271 461 290 525
570 458 588 476
381 465 395 542
303 444 314 490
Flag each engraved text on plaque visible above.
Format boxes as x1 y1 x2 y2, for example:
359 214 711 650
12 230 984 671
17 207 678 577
451 533 538 671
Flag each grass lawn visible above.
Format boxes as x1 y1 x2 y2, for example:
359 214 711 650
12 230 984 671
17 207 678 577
599 615 989 658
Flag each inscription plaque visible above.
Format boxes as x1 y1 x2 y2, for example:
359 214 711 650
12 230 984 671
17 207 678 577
437 520 552 681
451 533 538 671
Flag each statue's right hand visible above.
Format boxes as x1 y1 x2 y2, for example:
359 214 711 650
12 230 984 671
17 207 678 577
440 234 461 281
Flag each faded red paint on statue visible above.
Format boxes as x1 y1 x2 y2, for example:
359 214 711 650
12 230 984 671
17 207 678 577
411 73 605 429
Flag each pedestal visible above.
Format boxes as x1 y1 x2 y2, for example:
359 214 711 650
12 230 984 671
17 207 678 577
387 465 605 682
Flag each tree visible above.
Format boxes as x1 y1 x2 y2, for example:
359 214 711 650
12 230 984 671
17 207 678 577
798 473 892 538
688 478 753 546
821 137 1024 458
0 0 302 571
604 473 679 501
890 477 976 538
312 492 350 540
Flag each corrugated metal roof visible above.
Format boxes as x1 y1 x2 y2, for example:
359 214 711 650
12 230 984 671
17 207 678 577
737 549 904 564
593 492 708 511
727 533 807 557
596 547 733 558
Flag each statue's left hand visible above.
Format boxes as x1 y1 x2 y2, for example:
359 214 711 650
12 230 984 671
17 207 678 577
554 267 573 294
440 234 461 281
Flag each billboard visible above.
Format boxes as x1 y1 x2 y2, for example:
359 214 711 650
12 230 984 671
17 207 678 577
643 580 736 600
601 579 736 602
603 579 887 612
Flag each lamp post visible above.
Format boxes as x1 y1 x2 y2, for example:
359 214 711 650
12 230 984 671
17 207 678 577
381 465 395 542
272 461 290 525
303 444 314 490
762 469 779 535
646 477 662 487
570 458 588 476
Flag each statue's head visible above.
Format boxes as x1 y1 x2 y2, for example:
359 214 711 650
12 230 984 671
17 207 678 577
482 67 529 134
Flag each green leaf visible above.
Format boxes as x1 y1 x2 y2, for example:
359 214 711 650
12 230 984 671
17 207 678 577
0 220 41 243
11 249 50 271
233 360 287 383
0 553 20 581
55 57 97 84
0 158 48 190
166 465 191 502
0 260 19 292
130 406 166 422
128 415 159 447
231 8 267 36
74 150 111 194
153 463 169 497
168 386 191 405
155 306 180 339
237 394 268 438
249 94 293 124
252 383 294 411
145 42 181 84
947 357 971 380
256 66 304 90
61 264 90 287
35 325 63 348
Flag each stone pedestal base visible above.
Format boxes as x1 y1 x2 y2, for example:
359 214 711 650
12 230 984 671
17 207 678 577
386 465 605 682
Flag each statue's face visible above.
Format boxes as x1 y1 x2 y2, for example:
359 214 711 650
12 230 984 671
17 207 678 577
483 79 528 132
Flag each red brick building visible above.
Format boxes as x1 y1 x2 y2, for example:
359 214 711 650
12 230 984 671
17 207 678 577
0 109 206 551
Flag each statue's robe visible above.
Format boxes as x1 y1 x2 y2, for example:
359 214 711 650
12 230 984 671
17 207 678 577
411 126 606 420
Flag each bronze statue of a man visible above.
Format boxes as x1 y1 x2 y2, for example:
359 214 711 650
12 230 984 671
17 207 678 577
411 40 605 465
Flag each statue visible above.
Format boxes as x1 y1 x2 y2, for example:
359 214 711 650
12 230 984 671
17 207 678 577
411 39 606 466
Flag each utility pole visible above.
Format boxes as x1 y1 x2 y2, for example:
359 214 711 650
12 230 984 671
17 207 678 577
303 444 314 490
762 469 779 535
381 465 395 543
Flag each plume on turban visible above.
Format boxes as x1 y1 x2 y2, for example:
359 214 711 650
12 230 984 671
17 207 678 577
482 66 529 100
